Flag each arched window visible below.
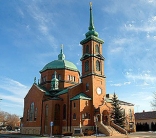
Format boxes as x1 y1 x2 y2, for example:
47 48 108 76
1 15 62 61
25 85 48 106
30 102 34 121
74 102 76 108
73 76 75 82
63 104 66 120
58 74 61 80
52 74 55 79
45 105 48 117
27 109 29 121
73 113 76 119
86 83 89 91
67 75 70 81
95 45 100 53
45 104 48 134
85 60 89 72
96 60 100 71
34 108 37 120
86 45 89 53
54 104 60 121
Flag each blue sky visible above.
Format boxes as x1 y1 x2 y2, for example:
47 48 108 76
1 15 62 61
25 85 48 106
0 0 156 116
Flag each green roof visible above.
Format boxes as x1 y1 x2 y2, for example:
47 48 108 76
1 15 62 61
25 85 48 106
55 88 68 96
70 92 91 101
40 47 79 73
40 60 78 72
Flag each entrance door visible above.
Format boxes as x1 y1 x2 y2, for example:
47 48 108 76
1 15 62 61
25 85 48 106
102 110 109 125
54 104 61 134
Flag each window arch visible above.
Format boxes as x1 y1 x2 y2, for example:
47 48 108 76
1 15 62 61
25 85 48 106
54 104 60 122
73 113 76 119
58 74 61 80
27 109 29 121
86 83 89 91
63 104 66 120
74 102 76 108
95 44 100 53
86 45 89 53
52 74 55 79
96 60 100 71
34 108 37 120
30 102 34 121
45 104 48 117
85 60 89 72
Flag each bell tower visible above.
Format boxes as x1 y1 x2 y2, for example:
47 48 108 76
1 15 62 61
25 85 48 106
80 3 106 108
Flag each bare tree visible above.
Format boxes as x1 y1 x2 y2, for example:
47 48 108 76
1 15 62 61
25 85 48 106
6 114 20 129
0 111 20 130
151 92 156 110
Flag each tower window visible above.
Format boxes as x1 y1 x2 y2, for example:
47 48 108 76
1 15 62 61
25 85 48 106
96 60 100 71
86 45 89 53
86 83 89 91
85 101 88 106
73 113 76 119
85 60 89 72
74 102 76 108
95 44 100 53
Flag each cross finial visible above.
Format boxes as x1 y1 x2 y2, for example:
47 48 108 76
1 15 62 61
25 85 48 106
90 2 92 8
61 44 63 49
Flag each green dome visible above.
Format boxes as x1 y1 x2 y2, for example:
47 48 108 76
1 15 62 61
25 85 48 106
40 46 78 73
85 30 98 38
40 60 78 72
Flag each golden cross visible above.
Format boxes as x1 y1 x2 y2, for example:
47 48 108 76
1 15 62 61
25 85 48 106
90 2 92 8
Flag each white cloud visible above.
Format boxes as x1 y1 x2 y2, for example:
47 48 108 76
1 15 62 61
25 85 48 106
0 77 29 97
110 81 131 87
0 77 30 115
125 71 156 83
125 16 156 33
110 47 123 54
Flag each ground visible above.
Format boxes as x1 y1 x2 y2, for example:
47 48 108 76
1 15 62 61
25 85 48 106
0 131 156 138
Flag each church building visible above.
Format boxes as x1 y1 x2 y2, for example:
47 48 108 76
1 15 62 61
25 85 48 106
21 3 135 136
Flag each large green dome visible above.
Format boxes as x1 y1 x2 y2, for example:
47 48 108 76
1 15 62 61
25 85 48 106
40 46 78 73
40 59 78 72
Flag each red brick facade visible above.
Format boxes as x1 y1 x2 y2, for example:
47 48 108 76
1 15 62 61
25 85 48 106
21 4 135 136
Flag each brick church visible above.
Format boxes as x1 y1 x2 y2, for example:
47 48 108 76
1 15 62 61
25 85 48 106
21 3 135 136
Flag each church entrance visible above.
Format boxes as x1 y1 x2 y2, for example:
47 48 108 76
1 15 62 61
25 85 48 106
53 104 61 134
102 110 109 125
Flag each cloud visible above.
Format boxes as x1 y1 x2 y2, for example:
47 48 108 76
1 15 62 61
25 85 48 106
0 77 29 97
125 71 156 83
131 91 153 101
110 81 131 87
124 16 156 33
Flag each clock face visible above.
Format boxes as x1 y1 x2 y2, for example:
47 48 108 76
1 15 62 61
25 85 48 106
97 87 102 95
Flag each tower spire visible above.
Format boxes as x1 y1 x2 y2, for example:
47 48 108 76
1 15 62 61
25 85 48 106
85 2 99 38
58 44 65 60
89 2 95 31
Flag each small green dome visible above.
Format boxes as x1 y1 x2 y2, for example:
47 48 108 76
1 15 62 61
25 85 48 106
85 30 98 38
